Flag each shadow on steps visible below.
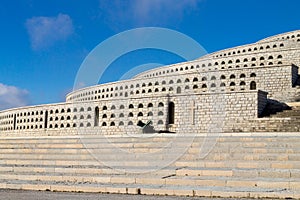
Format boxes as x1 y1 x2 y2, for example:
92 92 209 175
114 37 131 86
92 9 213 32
260 99 291 117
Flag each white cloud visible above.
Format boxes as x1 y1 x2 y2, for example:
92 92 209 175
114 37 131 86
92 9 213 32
25 13 74 50
99 0 200 28
0 83 30 110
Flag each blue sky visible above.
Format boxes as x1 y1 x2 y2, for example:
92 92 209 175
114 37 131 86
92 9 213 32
0 0 300 110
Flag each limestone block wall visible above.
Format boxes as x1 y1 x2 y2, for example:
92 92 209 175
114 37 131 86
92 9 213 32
169 90 266 133
251 64 298 102
134 30 300 80
91 96 169 134
1 30 299 135
66 63 297 104
0 89 265 135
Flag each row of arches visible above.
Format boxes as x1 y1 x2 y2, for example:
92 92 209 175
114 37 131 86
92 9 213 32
17 118 43 123
48 122 92 128
16 111 44 117
101 120 165 127
49 115 92 121
71 71 258 102
101 111 164 119
0 114 14 119
101 102 163 111
192 81 256 91
69 52 282 101
214 43 285 58
275 33 300 41
95 102 175 127
138 52 283 79
218 55 282 65
16 124 44 130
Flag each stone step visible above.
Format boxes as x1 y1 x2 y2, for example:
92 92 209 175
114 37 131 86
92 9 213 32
176 167 300 179
0 171 299 191
1 135 299 144
0 137 176 144
0 152 299 162
0 165 175 177
3 149 299 159
0 134 299 199
174 160 300 170
1 157 299 170
1 142 300 153
0 178 298 199
2 164 299 179
1 138 300 148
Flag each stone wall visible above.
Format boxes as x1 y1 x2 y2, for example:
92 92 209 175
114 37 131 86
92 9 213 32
0 90 266 136
1 30 300 135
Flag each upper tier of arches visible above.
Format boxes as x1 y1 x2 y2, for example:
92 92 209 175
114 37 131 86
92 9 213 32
133 30 300 80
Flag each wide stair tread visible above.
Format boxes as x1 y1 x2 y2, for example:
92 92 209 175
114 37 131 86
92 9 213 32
0 134 299 199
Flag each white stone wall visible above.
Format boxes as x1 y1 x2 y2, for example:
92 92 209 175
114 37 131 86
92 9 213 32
0 30 299 135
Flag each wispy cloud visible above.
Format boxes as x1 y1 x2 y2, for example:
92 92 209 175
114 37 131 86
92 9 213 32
99 0 201 29
0 83 30 110
25 13 74 50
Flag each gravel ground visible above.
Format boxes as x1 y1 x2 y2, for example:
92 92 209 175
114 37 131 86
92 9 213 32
0 189 268 200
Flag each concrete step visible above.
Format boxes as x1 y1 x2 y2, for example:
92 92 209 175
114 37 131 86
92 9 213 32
1 138 300 148
0 134 299 199
0 179 298 199
174 160 300 170
0 171 299 191
2 158 299 170
175 167 300 179
2 164 299 179
0 165 176 177
1 135 299 144
0 151 299 162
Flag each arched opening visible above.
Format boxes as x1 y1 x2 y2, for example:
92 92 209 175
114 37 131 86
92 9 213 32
250 73 256 77
176 87 181 94
250 81 256 90
168 102 175 125
158 102 164 107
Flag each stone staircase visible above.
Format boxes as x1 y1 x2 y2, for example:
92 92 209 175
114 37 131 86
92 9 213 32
226 103 300 132
0 133 299 199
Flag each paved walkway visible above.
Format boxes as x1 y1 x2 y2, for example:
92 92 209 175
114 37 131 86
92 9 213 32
0 189 266 200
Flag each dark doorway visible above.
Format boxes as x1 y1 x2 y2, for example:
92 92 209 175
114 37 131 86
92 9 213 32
13 114 16 130
44 111 48 129
168 102 175 124
94 107 99 126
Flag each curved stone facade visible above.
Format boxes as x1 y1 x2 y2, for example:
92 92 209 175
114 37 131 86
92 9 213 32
1 30 300 135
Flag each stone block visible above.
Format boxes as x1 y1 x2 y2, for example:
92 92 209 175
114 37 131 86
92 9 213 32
105 186 127 194
196 179 226 187
110 176 135 184
135 177 165 185
141 188 173 196
211 191 249 198
50 185 75 192
257 181 289 189
194 189 211 197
